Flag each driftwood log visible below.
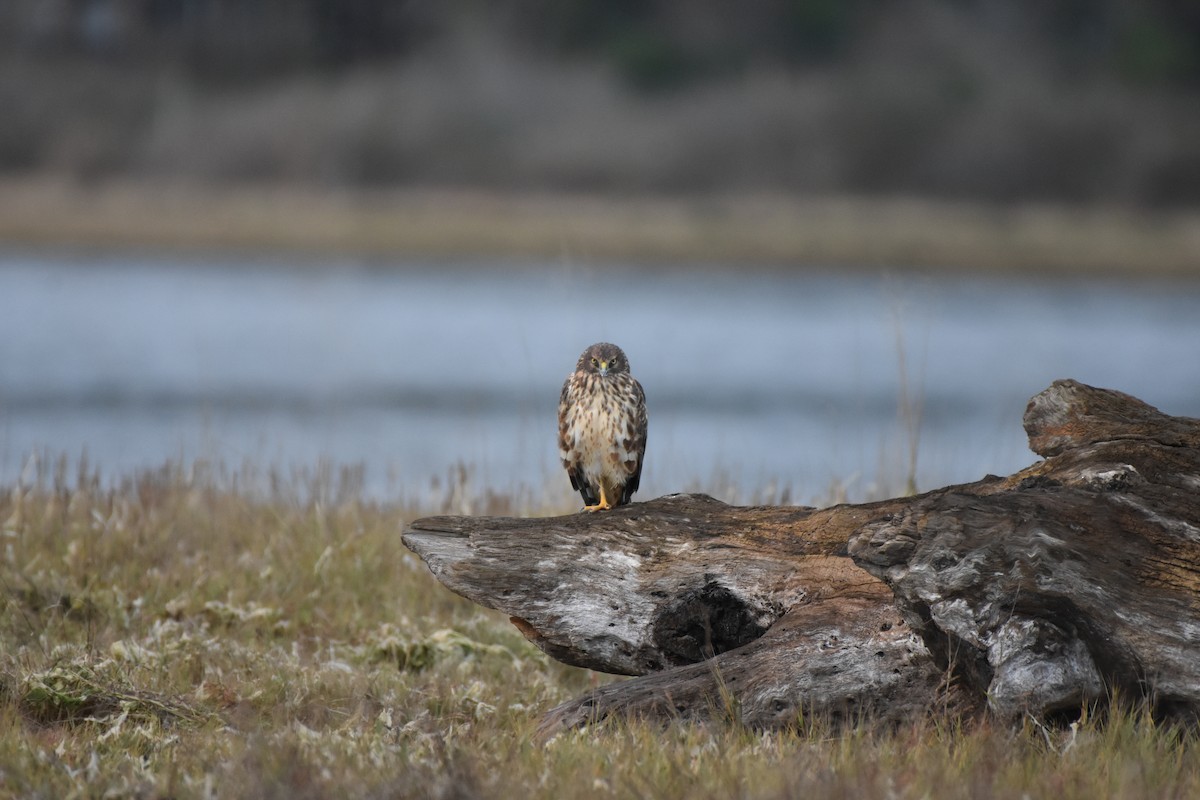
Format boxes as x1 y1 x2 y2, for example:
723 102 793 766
402 380 1200 735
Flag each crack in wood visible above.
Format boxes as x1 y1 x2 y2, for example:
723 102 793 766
402 380 1200 735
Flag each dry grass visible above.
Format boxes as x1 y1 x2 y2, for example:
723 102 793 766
0 458 1197 799
2 177 1199 278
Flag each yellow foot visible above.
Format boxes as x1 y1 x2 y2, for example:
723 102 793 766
582 483 613 512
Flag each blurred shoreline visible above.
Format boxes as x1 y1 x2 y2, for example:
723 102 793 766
1 176 1197 278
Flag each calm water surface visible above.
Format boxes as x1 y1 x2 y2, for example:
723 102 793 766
2 251 1198 504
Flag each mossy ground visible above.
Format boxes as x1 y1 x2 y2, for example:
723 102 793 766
0 458 1195 799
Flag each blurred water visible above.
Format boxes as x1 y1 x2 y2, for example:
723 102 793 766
1 251 1198 504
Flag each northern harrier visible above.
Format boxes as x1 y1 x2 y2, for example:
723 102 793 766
558 342 647 511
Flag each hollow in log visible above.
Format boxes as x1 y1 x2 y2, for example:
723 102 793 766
402 380 1200 735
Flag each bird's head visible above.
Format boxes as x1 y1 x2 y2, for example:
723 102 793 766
577 342 629 378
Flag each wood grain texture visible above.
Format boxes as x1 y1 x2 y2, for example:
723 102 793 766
403 494 888 675
1023 378 1200 457
403 380 1200 732
537 589 980 739
852 382 1200 719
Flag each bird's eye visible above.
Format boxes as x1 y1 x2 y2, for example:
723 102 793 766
590 357 599 367
611 358 620 367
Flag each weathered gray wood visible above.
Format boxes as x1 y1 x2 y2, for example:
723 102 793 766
403 493 904 675
402 380 1200 732
1023 377 1200 457
850 380 1200 720
537 587 980 738
403 493 978 735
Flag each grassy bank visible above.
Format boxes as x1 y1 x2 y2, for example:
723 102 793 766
0 460 1196 798
1 177 1198 278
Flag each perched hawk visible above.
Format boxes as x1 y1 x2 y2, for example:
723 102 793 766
558 342 647 511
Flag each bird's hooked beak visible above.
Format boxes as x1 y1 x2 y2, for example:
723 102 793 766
597 360 610 376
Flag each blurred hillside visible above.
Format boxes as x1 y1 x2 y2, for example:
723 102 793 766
2 0 1199 207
